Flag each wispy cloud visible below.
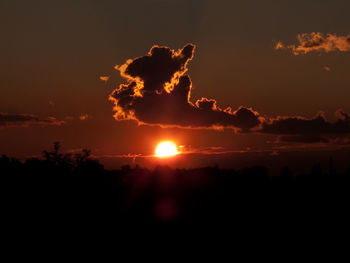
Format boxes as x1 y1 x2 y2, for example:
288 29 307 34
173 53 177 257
323 66 331 72
99 76 110 83
276 32 350 55
0 113 64 128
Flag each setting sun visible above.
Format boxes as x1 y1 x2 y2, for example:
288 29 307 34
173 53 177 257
155 141 178 158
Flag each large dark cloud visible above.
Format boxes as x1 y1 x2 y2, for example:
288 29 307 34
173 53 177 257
0 113 63 128
109 44 261 131
276 32 350 55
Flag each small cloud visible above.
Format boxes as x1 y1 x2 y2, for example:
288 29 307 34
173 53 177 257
323 66 331 72
270 151 279 156
178 145 248 155
280 135 329 144
275 42 285 50
99 76 110 83
275 32 350 55
79 114 89 121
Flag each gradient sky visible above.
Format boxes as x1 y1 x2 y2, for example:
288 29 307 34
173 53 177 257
1 0 350 169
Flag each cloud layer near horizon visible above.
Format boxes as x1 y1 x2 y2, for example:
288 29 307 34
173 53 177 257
262 110 350 143
0 113 64 128
109 44 261 131
276 32 350 55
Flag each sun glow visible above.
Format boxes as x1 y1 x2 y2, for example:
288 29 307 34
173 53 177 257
155 141 179 158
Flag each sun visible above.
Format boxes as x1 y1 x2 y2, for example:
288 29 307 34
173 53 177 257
155 141 179 158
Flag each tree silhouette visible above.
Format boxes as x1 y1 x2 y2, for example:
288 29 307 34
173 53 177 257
1 142 349 228
312 163 323 176
280 166 293 179
42 142 72 167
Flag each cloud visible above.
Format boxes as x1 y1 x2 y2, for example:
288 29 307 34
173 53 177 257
0 113 64 128
276 32 350 55
109 43 350 143
99 76 110 83
323 66 331 72
79 114 89 120
279 135 330 144
109 44 261 131
330 137 350 146
262 110 350 136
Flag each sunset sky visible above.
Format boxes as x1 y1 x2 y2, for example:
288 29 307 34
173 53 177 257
1 0 349 171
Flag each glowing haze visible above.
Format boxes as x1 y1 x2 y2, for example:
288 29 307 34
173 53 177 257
155 141 178 158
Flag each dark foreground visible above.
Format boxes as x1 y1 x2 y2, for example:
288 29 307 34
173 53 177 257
1 144 349 247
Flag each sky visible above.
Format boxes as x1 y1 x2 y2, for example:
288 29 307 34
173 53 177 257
1 0 349 171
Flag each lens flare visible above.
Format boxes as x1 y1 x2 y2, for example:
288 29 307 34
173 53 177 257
155 141 178 158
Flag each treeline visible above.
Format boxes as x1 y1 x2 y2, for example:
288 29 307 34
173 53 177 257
1 142 349 227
